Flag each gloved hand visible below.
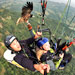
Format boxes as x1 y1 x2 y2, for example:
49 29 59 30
27 24 32 30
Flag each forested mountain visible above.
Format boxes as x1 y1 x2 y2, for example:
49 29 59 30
0 0 75 28
0 0 75 75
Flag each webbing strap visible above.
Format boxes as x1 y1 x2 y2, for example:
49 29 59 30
54 0 70 35
11 60 24 69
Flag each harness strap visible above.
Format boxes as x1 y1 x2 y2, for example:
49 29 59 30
11 60 25 69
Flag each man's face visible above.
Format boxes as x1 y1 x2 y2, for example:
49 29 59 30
10 39 21 51
42 42 50 51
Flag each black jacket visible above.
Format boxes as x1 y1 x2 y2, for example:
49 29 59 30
14 37 36 71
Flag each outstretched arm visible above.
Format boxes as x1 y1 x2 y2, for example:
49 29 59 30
19 32 42 45
26 32 42 45
34 63 50 75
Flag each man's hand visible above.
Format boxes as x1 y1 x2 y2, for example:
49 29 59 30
34 32 42 39
34 63 50 75
65 48 69 52
59 53 64 58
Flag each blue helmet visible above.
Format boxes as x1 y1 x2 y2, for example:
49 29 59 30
37 37 49 47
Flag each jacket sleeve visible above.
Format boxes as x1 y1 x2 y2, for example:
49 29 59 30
20 37 35 46
14 54 36 71
20 56 36 71
26 37 35 45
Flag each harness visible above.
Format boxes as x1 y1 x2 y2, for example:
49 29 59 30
11 60 25 69
39 48 63 70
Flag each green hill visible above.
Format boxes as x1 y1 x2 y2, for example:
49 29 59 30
0 0 75 20
0 0 75 29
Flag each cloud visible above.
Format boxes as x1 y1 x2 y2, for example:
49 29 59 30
49 0 75 7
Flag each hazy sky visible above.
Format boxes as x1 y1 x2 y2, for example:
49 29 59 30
49 0 75 7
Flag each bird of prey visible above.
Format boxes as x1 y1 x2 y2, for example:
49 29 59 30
16 2 33 25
